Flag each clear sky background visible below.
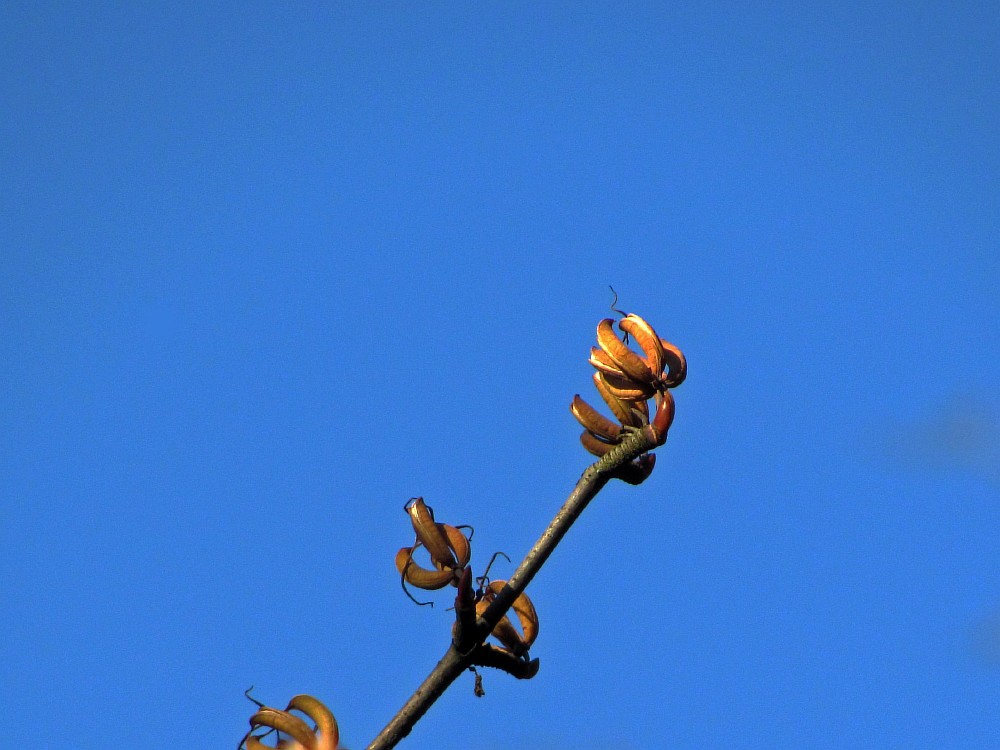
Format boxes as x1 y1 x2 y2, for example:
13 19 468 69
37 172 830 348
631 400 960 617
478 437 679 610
3 3 999 749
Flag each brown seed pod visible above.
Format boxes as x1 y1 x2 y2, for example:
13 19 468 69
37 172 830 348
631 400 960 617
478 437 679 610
650 389 675 443
593 373 643 428
579 430 616 457
596 318 656 386
478 580 539 656
659 337 687 388
395 523 471 590
618 314 666 380
241 694 340 750
570 394 622 442
406 498 456 569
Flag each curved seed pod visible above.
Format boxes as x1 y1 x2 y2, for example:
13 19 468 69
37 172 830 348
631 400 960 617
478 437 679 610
487 581 538 649
588 347 627 378
593 373 641 427
570 394 621 441
244 734 295 750
395 523 470 589
476 595 525 655
286 695 339 750
244 735 274 750
442 523 471 569
616 454 656 485
406 498 456 569
477 581 538 655
395 545 453 590
659 337 687 387
243 729 318 750
651 389 675 443
599 369 657 401
619 314 665 379
580 430 615 457
248 708 317 750
596 318 655 385
475 594 520 652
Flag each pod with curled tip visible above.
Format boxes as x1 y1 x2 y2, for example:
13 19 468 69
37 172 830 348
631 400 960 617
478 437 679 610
650 389 675 444
245 707 318 750
478 580 538 655
406 498 456 569
579 430 616 457
596 318 656 386
659 337 687 388
395 546 454 590
593 373 642 428
487 580 539 649
571 394 621 442
619 314 665 380
395 524 471 589
285 695 339 750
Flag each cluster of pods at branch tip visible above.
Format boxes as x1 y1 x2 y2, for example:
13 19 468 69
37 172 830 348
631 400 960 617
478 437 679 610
240 694 341 750
395 497 471 591
571 313 686 483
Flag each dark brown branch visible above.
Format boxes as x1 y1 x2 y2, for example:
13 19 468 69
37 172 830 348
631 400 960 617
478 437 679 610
364 426 658 750
452 567 477 653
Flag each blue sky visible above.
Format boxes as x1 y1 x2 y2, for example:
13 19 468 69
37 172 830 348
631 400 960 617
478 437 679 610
3 3 998 748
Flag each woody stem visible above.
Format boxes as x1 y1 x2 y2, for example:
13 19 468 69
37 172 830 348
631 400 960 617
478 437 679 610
364 427 658 750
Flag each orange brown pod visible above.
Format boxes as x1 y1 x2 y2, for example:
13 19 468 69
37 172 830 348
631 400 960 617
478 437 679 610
579 430 615 457
599 369 657 401
595 318 657 387
592 373 644 428
658 336 686 388
395 522 471 590
406 497 457 569
596 313 686 393
570 394 621 442
240 694 340 750
588 346 627 379
618 314 665 380
476 580 538 656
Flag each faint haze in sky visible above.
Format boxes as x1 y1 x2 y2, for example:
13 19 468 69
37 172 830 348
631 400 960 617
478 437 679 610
878 394 1000 669
881 393 1000 487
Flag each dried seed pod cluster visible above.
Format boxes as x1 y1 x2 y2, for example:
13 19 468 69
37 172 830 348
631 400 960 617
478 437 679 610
396 498 539 659
571 313 686 483
240 694 340 750
395 497 471 591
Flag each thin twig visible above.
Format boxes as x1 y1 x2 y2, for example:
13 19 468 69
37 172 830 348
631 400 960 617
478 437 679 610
364 426 658 750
